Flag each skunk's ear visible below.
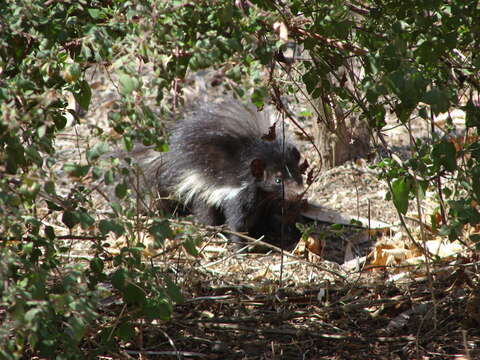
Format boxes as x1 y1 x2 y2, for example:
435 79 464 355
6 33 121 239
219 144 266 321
250 159 265 180
291 146 301 163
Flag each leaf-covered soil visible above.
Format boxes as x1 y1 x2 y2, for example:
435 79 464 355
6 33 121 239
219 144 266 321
53 66 480 359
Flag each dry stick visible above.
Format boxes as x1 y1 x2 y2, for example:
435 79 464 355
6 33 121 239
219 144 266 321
171 43 181 113
462 330 472 360
346 1 371 16
266 63 288 288
135 164 142 250
403 117 439 356
108 303 127 342
289 27 368 56
414 174 438 318
185 294 238 303
408 116 438 330
267 0 292 25
365 198 371 274
189 320 415 344
430 109 447 224
413 182 438 358
158 328 182 360
353 167 361 220
57 235 106 241
125 350 208 359
280 103 287 288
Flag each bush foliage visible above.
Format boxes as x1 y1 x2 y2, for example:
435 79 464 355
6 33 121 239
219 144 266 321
1 0 479 357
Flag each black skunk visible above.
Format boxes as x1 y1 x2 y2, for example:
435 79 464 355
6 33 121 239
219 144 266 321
125 97 304 249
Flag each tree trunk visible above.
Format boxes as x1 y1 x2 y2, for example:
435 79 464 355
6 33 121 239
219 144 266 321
311 60 371 169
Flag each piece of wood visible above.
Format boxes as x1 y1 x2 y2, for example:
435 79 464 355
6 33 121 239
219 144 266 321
302 202 398 231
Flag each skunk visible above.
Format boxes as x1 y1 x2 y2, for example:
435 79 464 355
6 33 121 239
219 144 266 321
124 97 304 249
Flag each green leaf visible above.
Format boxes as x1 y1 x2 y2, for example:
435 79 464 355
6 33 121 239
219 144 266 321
104 169 114 185
110 201 123 215
387 68 427 108
417 181 428 201
92 166 103 180
115 182 128 199
418 107 428 119
86 142 109 161
464 100 480 128
44 181 56 195
67 316 87 342
6 141 26 173
37 125 46 138
302 69 318 94
62 211 79 229
111 268 126 290
22 241 34 255
44 225 55 240
431 140 457 172
472 168 480 201
46 200 63 211
25 147 43 166
63 163 90 178
391 177 411 214
88 8 104 19
74 80 92 111
251 88 266 108
90 258 104 274
182 237 199 256
115 322 135 341
77 210 95 229
470 234 480 244
118 73 139 95
143 298 172 321
53 113 68 130
63 63 81 82
149 221 173 248
164 276 184 304
422 87 450 115
123 283 145 305
25 308 42 322
123 136 133 151
19 179 41 199
99 219 125 237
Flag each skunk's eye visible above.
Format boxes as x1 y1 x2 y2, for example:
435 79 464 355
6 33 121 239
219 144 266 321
274 177 282 185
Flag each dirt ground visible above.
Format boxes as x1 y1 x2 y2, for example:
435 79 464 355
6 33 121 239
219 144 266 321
53 66 480 359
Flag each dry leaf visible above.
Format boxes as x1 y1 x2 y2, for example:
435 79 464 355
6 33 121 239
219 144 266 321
305 236 323 255
273 22 288 42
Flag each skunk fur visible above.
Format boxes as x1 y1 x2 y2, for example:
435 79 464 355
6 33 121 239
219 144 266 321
126 97 304 249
